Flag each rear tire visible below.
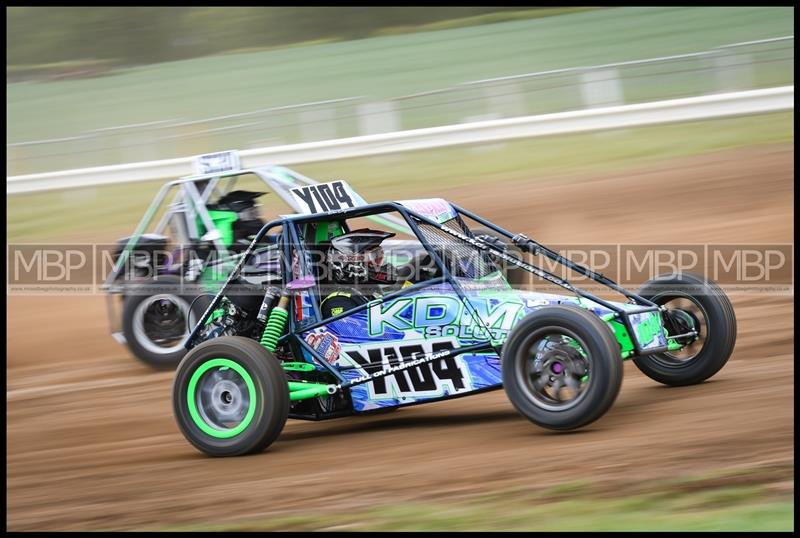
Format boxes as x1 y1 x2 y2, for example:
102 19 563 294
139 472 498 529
173 336 289 457
633 272 736 386
502 305 623 431
121 276 212 369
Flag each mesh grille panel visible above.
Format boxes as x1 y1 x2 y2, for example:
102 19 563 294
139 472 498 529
415 217 498 279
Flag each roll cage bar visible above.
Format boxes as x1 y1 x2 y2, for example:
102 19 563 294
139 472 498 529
184 200 666 388
100 165 412 344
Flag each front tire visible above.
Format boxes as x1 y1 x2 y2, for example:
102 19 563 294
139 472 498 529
173 336 289 457
633 272 736 386
502 305 623 431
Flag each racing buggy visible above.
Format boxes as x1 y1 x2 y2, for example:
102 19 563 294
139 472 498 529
102 151 297 368
103 151 519 370
172 180 737 456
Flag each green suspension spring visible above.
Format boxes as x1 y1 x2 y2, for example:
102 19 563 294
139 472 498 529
260 298 289 352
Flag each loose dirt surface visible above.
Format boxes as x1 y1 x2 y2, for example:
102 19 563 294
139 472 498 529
7 145 794 531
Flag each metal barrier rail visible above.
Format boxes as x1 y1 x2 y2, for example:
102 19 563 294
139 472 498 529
7 85 793 195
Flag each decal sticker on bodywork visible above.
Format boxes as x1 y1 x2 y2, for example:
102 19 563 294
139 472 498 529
299 282 670 411
339 338 471 399
304 330 341 364
290 180 367 215
396 198 457 224
629 310 667 350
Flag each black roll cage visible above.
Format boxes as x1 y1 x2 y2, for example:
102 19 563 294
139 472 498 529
184 200 666 386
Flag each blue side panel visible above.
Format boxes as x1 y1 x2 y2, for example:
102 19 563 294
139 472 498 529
299 278 665 412
299 283 507 411
342 351 503 411
326 307 405 343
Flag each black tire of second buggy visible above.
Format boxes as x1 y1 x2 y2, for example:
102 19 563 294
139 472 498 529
502 305 623 431
632 272 737 387
121 276 212 370
470 226 527 287
173 336 289 457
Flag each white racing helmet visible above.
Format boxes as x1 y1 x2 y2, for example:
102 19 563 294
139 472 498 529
327 229 396 284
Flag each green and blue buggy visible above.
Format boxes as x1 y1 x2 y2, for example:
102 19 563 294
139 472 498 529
171 180 737 456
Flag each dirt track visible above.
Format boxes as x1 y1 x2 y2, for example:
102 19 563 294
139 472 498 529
7 145 794 530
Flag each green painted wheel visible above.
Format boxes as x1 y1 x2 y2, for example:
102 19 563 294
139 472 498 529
173 336 289 456
187 358 257 439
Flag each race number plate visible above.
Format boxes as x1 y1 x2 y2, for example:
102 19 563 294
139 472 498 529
193 150 241 175
289 180 367 215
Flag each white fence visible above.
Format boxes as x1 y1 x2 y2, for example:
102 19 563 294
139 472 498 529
7 85 794 195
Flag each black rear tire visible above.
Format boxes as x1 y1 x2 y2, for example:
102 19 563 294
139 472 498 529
633 272 736 386
173 336 289 457
121 276 212 370
502 305 623 431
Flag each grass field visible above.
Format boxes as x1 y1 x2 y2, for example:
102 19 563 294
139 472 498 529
162 490 793 531
6 7 793 143
7 111 793 243
155 463 793 531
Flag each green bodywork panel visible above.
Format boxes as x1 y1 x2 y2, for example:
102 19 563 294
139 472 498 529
601 311 688 358
601 315 636 359
307 220 345 244
197 209 238 247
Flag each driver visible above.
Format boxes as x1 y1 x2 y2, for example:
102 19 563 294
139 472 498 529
205 190 280 250
320 229 399 318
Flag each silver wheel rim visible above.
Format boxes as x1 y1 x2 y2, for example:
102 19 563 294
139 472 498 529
515 327 592 412
196 367 250 430
651 292 709 365
132 294 192 355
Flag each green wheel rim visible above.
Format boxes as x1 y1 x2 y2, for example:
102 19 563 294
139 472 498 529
187 358 257 439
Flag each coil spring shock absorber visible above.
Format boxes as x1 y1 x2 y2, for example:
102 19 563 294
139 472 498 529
260 295 289 352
